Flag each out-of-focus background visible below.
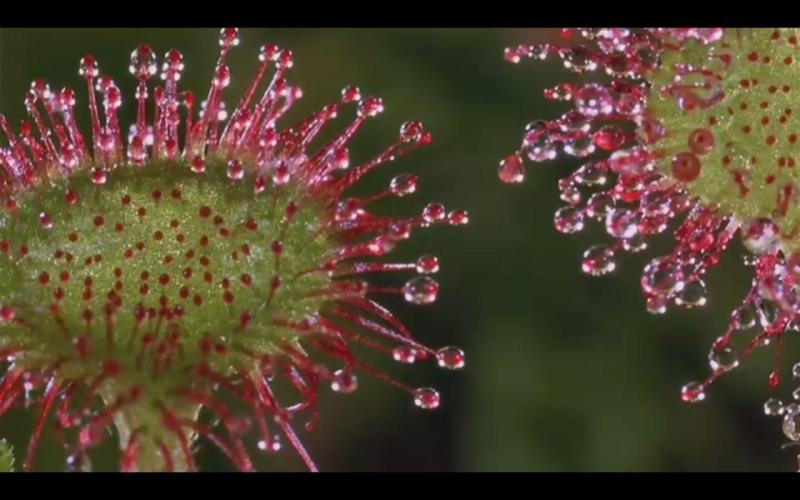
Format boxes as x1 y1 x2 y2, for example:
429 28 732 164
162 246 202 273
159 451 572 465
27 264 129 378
0 28 795 472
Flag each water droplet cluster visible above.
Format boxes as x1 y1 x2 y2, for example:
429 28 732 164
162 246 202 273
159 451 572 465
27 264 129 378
501 28 800 468
0 28 467 472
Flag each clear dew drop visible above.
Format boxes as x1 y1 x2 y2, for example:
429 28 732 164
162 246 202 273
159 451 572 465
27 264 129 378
783 409 800 441
447 209 469 226
605 209 639 239
413 387 440 410
559 110 591 133
554 206 585 234
586 192 615 219
622 234 647 253
740 218 782 255
765 397 785 416
436 346 465 370
574 83 613 117
422 203 446 224
681 381 706 403
561 46 597 73
793 387 800 401
733 304 757 330
574 162 607 186
218 27 240 49
757 300 780 329
498 154 526 184
415 255 439 274
357 96 384 118
563 136 596 158
641 257 684 297
330 369 358 394
389 173 418 196
403 277 439 305
581 245 616 276
393 346 418 364
675 280 707 308
129 43 157 79
646 295 668 315
793 362 800 379
708 346 739 372
399 120 424 143
559 183 581 205
226 159 244 180
191 155 206 174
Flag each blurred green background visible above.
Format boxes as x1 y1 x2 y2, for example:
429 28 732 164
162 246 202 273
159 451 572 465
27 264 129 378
0 28 796 472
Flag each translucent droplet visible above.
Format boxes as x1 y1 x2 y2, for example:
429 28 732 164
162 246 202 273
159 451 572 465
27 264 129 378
79 55 99 78
561 45 597 73
436 346 465 370
447 209 469 226
330 369 358 394
226 159 244 180
559 110 590 133
586 193 614 219
581 245 616 276
219 27 240 49
358 96 384 118
399 120 424 143
390 173 418 196
191 155 206 174
594 125 626 151
422 203 446 225
559 183 581 205
733 304 757 330
413 387 440 410
642 257 684 297
574 162 607 186
574 83 613 117
213 65 231 89
335 199 363 222
563 136 596 158
393 346 417 364
757 300 780 329
709 346 739 372
681 381 706 403
646 295 667 315
340 85 361 103
554 206 585 234
498 154 526 184
605 209 639 239
622 234 647 253
416 255 439 274
523 127 557 162
740 218 781 255
129 43 157 79
793 362 800 379
783 409 800 441
764 397 785 416
403 277 439 305
675 280 707 308
544 83 573 101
